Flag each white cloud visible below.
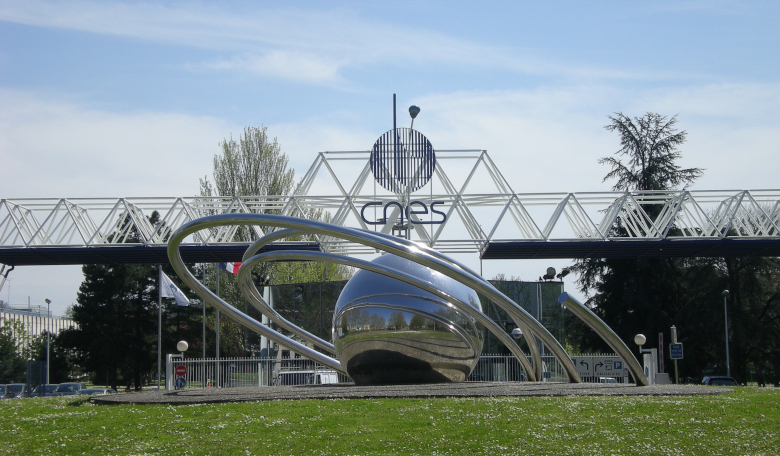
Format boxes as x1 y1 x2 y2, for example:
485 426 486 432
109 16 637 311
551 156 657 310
204 51 345 84
0 0 664 83
406 83 780 193
0 89 233 198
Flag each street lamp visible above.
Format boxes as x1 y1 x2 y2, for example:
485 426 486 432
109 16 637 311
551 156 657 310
511 328 523 340
634 333 657 384
44 298 51 386
177 340 189 356
634 334 646 353
722 290 731 378
409 105 420 130
405 105 421 241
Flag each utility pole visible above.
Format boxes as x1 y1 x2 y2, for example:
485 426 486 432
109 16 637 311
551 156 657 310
722 290 731 378
671 325 678 385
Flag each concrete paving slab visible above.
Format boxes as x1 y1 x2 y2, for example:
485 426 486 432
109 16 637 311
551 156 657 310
92 382 731 405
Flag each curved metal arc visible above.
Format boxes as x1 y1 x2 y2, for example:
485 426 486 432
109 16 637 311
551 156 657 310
238 253 336 355
346 228 548 380
172 214 574 381
307 225 550 380
339 228 562 382
558 292 648 386
166 222 345 374
335 299 479 358
249 249 537 381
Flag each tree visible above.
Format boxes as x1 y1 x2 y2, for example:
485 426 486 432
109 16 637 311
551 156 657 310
200 125 295 202
198 126 352 357
71 263 156 390
62 211 202 390
599 112 702 192
565 113 780 384
0 319 26 383
31 329 81 383
678 255 780 385
570 113 703 357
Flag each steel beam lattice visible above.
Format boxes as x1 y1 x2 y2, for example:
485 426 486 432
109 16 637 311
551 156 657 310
1 151 779 265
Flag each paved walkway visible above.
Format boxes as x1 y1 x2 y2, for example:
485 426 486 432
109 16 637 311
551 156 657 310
92 382 730 405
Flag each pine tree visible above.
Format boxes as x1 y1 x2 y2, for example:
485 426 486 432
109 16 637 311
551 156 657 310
571 113 703 357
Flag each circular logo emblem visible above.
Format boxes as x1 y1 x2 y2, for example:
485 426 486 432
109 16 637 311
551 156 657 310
370 128 435 194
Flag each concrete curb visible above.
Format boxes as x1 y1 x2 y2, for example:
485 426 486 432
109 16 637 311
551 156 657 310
92 382 731 405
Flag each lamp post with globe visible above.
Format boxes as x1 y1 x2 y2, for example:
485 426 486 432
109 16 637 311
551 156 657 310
44 298 51 385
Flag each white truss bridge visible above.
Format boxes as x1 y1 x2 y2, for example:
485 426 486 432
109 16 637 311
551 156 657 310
1 150 779 265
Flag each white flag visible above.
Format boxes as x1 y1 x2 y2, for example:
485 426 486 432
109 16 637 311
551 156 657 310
160 270 190 307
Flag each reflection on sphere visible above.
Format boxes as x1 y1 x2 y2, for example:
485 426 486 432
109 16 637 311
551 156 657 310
333 254 484 385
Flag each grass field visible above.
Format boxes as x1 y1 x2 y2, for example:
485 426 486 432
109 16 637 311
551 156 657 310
1 387 778 455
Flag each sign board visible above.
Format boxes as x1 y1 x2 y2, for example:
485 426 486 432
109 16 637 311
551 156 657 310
571 356 628 379
175 365 187 377
174 376 187 389
570 357 593 378
593 357 626 377
670 343 684 360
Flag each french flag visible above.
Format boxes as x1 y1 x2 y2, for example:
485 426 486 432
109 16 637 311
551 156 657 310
218 262 241 274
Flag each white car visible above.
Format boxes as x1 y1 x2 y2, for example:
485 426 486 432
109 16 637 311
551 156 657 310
273 370 339 386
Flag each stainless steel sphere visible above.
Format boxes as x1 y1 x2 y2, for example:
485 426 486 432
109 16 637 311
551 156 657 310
333 254 484 385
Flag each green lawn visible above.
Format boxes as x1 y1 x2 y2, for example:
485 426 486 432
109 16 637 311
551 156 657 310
1 387 778 455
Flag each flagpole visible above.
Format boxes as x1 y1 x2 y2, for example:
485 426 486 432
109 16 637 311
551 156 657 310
202 265 206 388
216 266 220 388
157 265 162 390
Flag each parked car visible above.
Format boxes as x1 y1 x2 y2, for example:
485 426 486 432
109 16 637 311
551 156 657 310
701 376 739 386
29 384 60 397
273 370 339 386
5 384 28 398
78 388 117 396
53 383 88 396
0 385 6 399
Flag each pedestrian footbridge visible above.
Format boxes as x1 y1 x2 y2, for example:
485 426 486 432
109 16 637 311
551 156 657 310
1 151 778 265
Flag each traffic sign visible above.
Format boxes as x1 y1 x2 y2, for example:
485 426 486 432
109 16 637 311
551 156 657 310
570 357 593 378
175 365 187 376
670 343 684 360
174 376 187 389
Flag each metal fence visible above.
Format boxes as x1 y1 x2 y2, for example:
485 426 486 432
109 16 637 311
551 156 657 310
166 353 629 390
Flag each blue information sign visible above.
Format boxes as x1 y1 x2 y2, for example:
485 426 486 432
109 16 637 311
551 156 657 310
670 343 684 360
174 376 187 389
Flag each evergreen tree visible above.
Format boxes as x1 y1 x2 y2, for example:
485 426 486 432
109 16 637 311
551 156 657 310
571 112 703 356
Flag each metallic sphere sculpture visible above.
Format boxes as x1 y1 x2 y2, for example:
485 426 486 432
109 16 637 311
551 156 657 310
167 213 648 386
334 254 484 384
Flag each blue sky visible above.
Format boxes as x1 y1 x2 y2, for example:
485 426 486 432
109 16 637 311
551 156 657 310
1 1 778 314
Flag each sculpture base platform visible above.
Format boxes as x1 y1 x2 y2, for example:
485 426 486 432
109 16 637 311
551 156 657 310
92 382 731 405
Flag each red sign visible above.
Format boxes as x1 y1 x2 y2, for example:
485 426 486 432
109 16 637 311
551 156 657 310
175 365 187 377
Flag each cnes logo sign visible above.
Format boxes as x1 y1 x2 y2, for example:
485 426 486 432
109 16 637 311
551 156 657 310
362 128 446 226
